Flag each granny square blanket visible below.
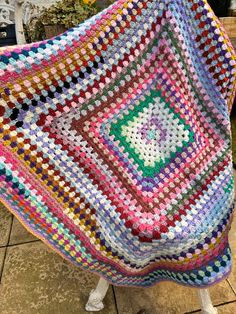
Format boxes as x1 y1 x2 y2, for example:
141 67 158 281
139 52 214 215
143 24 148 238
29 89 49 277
0 0 236 288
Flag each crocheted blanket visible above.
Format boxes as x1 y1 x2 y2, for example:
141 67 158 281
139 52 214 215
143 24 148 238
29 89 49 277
0 0 235 288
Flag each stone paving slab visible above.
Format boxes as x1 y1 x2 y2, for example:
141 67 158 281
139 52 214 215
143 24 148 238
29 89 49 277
194 301 236 314
0 247 6 280
0 203 12 247
9 216 37 245
0 242 117 314
113 278 235 314
214 301 236 314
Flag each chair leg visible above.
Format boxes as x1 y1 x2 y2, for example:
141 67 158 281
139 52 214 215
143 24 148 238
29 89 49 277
85 277 110 312
197 289 218 314
85 280 218 313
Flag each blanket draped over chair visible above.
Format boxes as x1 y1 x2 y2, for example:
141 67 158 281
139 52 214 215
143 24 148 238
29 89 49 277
0 0 236 288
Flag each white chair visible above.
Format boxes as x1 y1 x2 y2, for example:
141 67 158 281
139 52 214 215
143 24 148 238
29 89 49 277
85 277 218 313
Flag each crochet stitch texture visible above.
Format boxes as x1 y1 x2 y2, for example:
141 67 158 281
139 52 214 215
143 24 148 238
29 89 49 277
0 0 236 288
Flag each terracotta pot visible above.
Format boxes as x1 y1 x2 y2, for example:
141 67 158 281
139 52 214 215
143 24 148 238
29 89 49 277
44 24 67 39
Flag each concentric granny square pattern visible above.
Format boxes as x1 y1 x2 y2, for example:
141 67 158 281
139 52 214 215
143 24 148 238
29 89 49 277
0 0 236 288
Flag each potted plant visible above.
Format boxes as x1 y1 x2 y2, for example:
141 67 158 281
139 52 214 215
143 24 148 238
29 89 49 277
41 0 98 38
25 0 94 41
25 0 116 42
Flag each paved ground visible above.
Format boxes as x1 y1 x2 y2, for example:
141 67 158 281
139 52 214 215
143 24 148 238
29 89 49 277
0 171 235 314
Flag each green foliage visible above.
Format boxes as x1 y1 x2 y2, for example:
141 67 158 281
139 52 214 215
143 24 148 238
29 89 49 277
24 19 45 43
40 0 98 29
25 0 117 42
25 0 115 42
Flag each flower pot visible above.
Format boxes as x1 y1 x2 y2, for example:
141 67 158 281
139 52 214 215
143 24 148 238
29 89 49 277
44 24 67 39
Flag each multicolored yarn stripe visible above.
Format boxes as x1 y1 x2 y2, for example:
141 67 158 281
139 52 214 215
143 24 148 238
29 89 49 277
0 0 236 288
